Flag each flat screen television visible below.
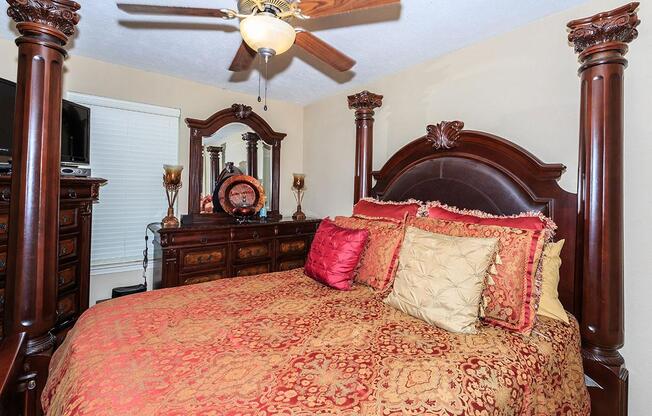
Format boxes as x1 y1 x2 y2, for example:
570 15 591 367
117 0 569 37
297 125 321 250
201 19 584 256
0 77 90 165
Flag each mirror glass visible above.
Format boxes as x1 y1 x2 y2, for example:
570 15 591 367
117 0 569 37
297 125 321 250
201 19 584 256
200 123 272 213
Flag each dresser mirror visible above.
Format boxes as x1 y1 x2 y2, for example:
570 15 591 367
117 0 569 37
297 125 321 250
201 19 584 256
184 104 285 224
201 123 273 213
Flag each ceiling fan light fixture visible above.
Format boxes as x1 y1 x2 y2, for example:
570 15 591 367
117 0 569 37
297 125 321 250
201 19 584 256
240 13 296 56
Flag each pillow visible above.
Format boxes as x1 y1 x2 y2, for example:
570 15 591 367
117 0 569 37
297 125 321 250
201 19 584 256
537 240 569 324
408 216 547 334
353 198 421 220
423 201 556 240
334 215 406 291
304 218 369 290
384 227 499 334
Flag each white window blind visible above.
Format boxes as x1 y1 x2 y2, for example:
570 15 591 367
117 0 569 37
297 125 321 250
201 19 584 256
67 93 180 274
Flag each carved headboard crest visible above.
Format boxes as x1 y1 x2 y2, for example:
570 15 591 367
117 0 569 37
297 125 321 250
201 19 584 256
231 103 253 120
426 120 464 150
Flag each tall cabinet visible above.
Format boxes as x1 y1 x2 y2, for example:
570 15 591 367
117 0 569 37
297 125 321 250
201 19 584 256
0 176 106 341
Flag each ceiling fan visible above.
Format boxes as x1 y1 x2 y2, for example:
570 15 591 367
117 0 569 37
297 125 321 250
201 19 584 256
117 0 400 109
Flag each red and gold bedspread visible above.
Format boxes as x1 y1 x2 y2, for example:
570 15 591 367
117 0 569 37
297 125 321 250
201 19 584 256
43 269 589 415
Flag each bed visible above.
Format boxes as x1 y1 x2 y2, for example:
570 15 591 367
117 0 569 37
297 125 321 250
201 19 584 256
43 269 589 415
1 2 637 416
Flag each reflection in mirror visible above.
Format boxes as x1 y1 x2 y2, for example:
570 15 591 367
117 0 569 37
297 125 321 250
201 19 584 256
200 123 272 213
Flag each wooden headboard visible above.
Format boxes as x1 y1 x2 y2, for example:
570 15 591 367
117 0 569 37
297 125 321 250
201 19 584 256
371 123 580 315
347 4 640 416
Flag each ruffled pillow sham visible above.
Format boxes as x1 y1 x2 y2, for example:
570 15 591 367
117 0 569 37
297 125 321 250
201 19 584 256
333 215 406 291
408 216 547 334
353 197 421 220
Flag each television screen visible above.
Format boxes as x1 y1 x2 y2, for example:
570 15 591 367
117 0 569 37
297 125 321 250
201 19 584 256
0 77 90 165
0 78 15 158
61 100 90 164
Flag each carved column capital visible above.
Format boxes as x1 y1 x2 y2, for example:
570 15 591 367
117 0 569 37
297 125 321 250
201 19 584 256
206 145 223 161
242 132 260 147
567 2 639 59
348 90 383 119
7 0 81 40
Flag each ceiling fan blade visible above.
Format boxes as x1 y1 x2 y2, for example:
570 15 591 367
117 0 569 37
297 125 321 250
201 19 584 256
294 30 356 72
297 0 400 19
117 4 229 19
229 41 257 72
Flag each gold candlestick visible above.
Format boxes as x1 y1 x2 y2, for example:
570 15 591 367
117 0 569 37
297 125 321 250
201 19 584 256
292 173 306 221
162 164 183 228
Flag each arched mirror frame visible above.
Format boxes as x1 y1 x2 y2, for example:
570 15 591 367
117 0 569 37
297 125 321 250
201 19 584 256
183 103 285 224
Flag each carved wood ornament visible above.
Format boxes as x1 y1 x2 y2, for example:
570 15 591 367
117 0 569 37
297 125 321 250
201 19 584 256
231 103 253 120
426 121 464 150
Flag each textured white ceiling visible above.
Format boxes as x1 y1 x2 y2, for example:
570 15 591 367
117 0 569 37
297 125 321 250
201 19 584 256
0 0 587 105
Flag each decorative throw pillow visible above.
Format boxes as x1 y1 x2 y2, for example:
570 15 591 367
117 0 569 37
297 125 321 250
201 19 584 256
537 240 569 324
353 197 421 220
408 216 547 334
423 201 556 240
304 218 369 291
384 227 499 334
334 215 406 291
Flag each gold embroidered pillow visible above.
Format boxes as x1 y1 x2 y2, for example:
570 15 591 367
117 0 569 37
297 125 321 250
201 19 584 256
537 240 569 324
333 216 405 291
384 227 499 334
408 216 547 334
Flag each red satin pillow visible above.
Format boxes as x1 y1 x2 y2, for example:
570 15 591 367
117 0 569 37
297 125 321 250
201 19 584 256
353 198 420 220
304 218 369 290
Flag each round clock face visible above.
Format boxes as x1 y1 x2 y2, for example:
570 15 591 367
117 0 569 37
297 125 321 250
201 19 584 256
218 175 266 216
228 183 257 207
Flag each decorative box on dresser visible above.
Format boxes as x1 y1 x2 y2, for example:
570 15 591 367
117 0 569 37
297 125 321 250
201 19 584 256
149 218 320 288
0 176 106 341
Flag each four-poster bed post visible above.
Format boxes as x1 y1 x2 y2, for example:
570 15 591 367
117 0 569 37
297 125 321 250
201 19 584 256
348 91 383 204
4 0 80 411
349 4 639 415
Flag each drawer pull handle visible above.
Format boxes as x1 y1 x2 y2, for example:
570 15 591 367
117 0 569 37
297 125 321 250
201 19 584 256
295 227 301 235
62 216 71 223
58 275 65 285
200 237 208 244
253 231 260 240
67 189 77 199
0 260 5 269
0 189 10 201
0 295 4 306
0 223 7 231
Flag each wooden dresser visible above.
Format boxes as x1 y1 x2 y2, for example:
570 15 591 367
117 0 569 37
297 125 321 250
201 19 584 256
0 176 106 340
149 218 320 288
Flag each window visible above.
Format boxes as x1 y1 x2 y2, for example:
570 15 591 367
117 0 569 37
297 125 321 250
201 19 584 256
66 93 180 274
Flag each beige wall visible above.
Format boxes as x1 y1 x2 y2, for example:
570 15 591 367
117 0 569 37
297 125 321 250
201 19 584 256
0 36 304 304
302 0 651 413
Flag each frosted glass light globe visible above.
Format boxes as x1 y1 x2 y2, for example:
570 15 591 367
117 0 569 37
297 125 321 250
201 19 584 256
240 13 296 56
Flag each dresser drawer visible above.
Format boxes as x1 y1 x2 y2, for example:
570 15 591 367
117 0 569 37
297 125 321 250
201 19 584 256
56 292 78 323
232 226 275 242
0 214 8 241
181 270 227 286
60 185 93 200
167 230 230 247
59 236 78 260
233 240 273 263
278 258 306 271
234 262 271 277
277 237 310 258
180 245 227 272
59 207 79 230
58 263 78 291
277 221 319 237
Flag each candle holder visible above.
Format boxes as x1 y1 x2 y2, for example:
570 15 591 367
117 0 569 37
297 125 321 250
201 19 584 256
162 164 183 228
291 173 306 221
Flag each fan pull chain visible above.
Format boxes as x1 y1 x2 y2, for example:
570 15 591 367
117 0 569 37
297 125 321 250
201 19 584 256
257 54 262 103
264 55 269 111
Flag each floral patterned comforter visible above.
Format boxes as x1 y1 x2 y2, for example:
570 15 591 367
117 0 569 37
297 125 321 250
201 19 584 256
43 269 590 415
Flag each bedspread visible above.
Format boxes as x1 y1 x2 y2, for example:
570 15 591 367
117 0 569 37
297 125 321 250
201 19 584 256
43 269 590 415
